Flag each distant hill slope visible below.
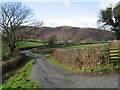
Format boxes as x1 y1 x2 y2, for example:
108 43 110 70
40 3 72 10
35 26 115 41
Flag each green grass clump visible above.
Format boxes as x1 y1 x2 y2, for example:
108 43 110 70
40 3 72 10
1 58 42 89
60 43 109 49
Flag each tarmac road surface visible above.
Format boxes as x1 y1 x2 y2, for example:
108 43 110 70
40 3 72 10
24 50 119 88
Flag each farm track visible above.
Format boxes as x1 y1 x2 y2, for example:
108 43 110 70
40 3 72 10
24 50 119 88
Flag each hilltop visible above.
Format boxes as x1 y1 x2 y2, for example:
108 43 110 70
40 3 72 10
35 26 115 41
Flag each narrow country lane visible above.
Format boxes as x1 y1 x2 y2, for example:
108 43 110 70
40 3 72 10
24 50 119 88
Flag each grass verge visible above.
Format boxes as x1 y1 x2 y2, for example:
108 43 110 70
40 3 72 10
1 58 42 89
45 54 119 74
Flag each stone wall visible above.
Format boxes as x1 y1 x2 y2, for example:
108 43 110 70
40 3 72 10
53 45 110 69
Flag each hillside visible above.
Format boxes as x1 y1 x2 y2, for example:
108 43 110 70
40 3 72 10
35 26 115 41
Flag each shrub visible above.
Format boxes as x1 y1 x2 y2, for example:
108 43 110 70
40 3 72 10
72 38 81 44
41 48 54 54
31 48 54 55
48 39 56 48
48 35 57 48
81 38 97 44
31 48 39 54
2 52 30 74
63 40 69 46
2 56 10 61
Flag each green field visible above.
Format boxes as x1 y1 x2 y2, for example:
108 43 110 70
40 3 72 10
55 40 72 44
2 41 43 56
18 41 43 48
60 43 109 49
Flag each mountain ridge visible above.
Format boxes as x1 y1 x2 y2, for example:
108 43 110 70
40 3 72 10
35 26 115 41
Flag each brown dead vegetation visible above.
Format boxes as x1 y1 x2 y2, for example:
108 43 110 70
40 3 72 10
2 51 30 74
53 45 110 69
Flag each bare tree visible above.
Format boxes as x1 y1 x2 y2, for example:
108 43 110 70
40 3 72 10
0 2 43 57
48 35 57 48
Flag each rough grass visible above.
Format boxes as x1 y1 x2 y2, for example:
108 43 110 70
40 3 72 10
1 58 42 89
60 43 109 49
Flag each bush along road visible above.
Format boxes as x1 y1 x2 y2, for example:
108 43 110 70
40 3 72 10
24 50 119 88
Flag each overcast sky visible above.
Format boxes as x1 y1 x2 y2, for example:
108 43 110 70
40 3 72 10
1 0 120 28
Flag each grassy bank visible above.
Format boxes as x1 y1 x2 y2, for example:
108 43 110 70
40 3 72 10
45 54 119 74
1 58 42 89
60 43 109 49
